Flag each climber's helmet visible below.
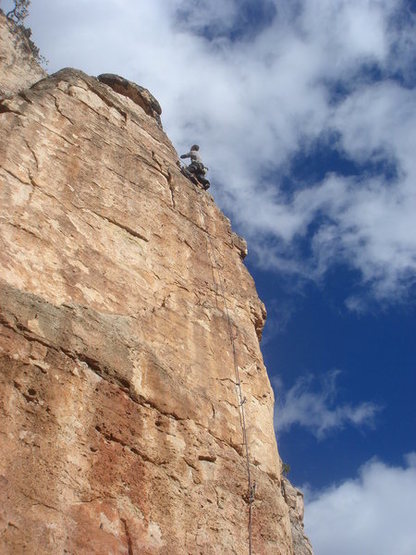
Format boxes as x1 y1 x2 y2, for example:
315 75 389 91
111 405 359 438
191 144 200 151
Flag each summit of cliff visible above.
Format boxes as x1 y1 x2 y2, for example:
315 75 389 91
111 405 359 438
0 11 312 554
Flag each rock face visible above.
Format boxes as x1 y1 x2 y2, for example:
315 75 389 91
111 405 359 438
282 479 313 555
97 73 162 126
0 11 46 97
0 17 312 555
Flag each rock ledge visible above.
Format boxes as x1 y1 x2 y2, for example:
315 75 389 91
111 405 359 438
98 73 162 125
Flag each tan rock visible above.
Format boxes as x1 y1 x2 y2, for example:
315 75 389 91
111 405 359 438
0 11 46 97
97 73 162 126
282 478 313 555
0 21 312 555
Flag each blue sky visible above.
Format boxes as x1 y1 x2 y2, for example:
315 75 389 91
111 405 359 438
4 0 416 552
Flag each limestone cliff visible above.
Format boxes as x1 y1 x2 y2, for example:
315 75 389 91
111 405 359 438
0 12 312 555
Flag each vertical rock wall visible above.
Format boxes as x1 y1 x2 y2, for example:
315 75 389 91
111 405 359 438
0 14 312 555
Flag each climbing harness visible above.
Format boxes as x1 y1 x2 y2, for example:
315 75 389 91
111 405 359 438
180 162 210 190
197 197 255 554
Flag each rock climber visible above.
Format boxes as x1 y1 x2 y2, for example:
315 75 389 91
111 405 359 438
180 144 210 190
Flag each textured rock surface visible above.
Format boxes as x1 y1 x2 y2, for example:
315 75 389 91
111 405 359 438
0 19 312 555
0 11 46 97
98 73 162 126
282 479 313 555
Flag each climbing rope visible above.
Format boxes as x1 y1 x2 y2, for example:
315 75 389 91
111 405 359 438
197 194 255 554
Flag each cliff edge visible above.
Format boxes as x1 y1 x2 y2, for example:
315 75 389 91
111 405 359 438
0 12 312 554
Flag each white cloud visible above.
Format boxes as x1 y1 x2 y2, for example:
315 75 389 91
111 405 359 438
274 370 380 438
304 454 416 555
17 0 416 305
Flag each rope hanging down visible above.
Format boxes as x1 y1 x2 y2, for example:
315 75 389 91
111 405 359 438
198 197 255 554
